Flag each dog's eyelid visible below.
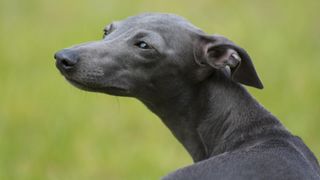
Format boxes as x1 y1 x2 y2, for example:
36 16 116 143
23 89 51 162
132 29 163 40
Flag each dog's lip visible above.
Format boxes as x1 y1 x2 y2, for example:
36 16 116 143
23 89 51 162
65 78 129 95
66 78 93 90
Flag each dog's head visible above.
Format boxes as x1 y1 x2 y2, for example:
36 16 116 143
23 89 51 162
55 13 263 99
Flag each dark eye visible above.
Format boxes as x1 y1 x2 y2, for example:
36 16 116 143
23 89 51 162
103 30 109 37
135 41 151 49
103 24 113 38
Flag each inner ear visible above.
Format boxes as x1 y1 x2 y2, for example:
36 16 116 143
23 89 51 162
206 46 241 70
194 35 264 89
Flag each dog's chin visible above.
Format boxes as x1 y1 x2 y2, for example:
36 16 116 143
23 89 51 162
66 78 130 96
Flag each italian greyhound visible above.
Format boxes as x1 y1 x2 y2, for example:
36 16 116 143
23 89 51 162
54 13 320 180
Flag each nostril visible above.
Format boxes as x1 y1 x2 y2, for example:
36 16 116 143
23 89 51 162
61 58 75 67
54 50 78 71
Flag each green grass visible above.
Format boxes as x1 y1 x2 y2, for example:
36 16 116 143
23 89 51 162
0 0 319 179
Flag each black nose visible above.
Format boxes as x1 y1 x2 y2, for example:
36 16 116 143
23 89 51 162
54 50 79 72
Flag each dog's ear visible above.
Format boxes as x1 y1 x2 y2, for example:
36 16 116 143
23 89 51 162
194 34 263 89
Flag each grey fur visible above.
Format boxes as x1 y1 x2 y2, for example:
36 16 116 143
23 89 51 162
54 13 320 179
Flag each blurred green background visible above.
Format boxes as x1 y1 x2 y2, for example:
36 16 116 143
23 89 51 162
0 0 319 179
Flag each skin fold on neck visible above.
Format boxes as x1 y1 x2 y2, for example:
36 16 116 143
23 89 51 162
140 72 288 162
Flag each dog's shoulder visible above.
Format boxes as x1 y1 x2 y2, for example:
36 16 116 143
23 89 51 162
163 137 320 180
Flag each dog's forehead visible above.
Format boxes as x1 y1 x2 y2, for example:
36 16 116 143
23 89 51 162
126 13 190 25
113 13 203 34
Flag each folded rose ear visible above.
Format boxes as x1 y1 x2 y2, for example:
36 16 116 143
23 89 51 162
194 35 263 89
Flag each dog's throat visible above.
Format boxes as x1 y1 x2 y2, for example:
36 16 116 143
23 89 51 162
140 78 280 162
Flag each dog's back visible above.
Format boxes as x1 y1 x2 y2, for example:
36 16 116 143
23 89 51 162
165 136 320 180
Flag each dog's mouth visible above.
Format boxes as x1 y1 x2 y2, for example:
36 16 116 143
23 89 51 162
66 78 130 96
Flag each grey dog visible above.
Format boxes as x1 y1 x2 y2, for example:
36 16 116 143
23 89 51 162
55 13 320 179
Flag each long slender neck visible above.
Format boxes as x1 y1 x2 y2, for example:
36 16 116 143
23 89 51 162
140 72 285 162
